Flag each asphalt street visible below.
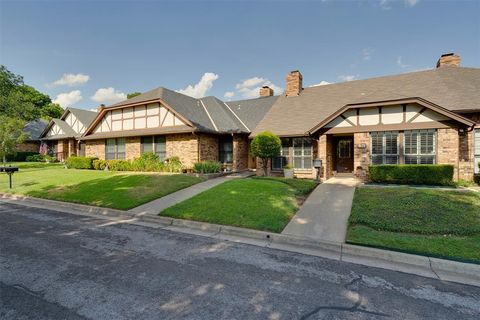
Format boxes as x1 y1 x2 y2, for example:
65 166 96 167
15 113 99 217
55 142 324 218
1 201 479 319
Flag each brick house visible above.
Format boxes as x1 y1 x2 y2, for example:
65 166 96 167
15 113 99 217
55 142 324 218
40 107 98 161
42 53 480 181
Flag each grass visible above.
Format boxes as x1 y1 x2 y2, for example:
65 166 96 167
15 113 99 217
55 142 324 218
347 187 480 263
0 163 203 210
160 177 317 233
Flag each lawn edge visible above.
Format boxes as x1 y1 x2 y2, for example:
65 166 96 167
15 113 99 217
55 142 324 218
2 192 480 288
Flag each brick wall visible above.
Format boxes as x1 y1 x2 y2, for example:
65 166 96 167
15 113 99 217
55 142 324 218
318 134 334 180
86 139 106 159
166 133 199 168
233 134 249 171
437 128 474 181
198 134 218 162
16 142 39 153
353 132 370 181
68 139 76 157
126 136 141 160
458 129 475 181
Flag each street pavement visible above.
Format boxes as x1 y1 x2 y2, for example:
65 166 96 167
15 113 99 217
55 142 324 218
1 201 479 319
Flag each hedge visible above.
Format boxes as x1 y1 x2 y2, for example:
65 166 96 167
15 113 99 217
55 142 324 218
6 152 39 162
25 154 56 163
369 164 454 186
91 154 184 173
65 156 98 169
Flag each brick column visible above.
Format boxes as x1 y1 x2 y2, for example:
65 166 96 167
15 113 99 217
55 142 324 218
354 132 370 181
437 128 459 180
233 134 249 171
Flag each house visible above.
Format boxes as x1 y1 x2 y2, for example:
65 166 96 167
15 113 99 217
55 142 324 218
47 53 480 181
39 107 98 161
19 119 49 153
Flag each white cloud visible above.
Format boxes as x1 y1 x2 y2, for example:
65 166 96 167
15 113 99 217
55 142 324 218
405 0 419 7
91 87 127 104
50 73 90 87
310 81 332 87
379 0 392 9
177 72 219 98
224 91 235 99
362 48 374 61
53 90 82 108
233 77 282 99
396 56 410 68
339 75 358 82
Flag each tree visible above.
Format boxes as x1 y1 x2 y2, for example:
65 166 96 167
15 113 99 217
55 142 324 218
0 116 30 163
40 103 64 120
127 92 141 99
250 131 281 176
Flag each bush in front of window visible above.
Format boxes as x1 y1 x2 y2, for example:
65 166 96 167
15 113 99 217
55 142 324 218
25 154 56 163
131 152 164 172
193 161 221 174
164 156 183 173
104 160 134 171
93 159 108 170
65 156 98 169
250 131 282 176
369 164 454 186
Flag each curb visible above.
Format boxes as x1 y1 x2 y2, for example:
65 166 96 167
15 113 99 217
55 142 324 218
1 192 479 287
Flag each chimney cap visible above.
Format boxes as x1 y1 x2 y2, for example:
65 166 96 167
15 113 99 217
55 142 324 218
441 53 455 57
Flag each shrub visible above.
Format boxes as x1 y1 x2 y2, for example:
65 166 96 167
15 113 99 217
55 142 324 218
93 159 108 170
65 156 98 169
105 160 133 171
283 164 294 170
164 156 183 173
131 152 164 172
369 164 454 186
25 154 57 163
193 161 221 174
6 151 38 162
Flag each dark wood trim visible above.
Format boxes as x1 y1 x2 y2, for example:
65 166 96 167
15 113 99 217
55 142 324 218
407 107 427 123
379 106 383 125
402 104 407 123
340 114 356 127
322 121 452 134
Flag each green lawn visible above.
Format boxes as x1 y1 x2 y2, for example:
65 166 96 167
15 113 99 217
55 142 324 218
347 187 480 263
0 163 203 210
160 177 317 232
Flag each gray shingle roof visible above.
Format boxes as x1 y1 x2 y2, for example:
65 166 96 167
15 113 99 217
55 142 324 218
252 67 480 136
225 96 278 132
24 119 48 141
64 107 97 128
199 96 249 133
41 119 77 140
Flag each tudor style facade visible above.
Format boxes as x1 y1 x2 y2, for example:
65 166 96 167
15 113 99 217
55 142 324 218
40 53 480 182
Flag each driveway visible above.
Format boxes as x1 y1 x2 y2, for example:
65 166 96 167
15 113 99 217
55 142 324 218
1 201 479 319
282 177 359 242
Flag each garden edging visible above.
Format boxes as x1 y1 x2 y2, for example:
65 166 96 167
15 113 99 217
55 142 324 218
1 192 479 287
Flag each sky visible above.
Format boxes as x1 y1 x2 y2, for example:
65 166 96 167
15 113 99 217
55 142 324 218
1 0 479 110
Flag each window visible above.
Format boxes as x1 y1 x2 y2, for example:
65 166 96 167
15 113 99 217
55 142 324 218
272 139 290 170
404 130 436 164
106 138 125 160
370 131 399 164
337 140 351 158
141 136 166 160
475 129 480 174
293 138 313 169
219 136 233 164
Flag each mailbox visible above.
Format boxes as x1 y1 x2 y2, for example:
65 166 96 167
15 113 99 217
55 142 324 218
313 158 322 169
0 166 19 189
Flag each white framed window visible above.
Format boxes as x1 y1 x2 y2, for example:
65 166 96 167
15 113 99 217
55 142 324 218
141 136 166 160
272 139 290 170
370 131 399 164
475 128 480 174
106 138 125 160
293 138 313 169
404 129 436 164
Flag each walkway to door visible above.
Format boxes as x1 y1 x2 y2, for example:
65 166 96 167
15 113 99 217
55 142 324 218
281 176 360 243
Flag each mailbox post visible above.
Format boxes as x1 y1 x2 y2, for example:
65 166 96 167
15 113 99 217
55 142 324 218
0 165 19 189
313 158 322 183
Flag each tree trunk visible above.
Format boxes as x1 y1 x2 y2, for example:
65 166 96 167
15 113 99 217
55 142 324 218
261 158 268 176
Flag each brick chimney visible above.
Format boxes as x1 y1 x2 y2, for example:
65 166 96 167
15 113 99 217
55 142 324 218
436 53 461 68
286 70 303 96
96 104 105 112
259 86 274 97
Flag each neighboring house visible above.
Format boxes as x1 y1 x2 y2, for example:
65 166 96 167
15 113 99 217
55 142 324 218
39 107 98 161
48 53 480 181
14 119 49 156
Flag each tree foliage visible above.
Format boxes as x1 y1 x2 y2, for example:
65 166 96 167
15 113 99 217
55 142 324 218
250 131 281 176
0 116 30 163
0 65 58 121
127 92 141 99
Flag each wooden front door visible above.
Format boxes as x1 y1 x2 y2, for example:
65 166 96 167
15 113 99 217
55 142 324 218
335 137 354 173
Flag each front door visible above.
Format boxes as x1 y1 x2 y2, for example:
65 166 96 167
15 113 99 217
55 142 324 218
335 137 354 173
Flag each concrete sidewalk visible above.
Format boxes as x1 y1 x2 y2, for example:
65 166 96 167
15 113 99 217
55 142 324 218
129 170 254 215
282 176 359 243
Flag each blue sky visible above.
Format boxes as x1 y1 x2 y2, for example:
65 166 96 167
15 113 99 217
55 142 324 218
1 0 479 110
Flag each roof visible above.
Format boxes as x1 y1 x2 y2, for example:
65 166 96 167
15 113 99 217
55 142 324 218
24 119 48 141
98 86 278 135
81 125 194 140
252 67 480 136
63 107 97 127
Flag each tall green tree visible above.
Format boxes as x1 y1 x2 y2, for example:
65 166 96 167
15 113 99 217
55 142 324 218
0 116 30 163
250 131 281 176
40 103 64 120
127 92 141 99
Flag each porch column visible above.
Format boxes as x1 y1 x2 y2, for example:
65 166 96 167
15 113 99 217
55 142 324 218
353 132 370 181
